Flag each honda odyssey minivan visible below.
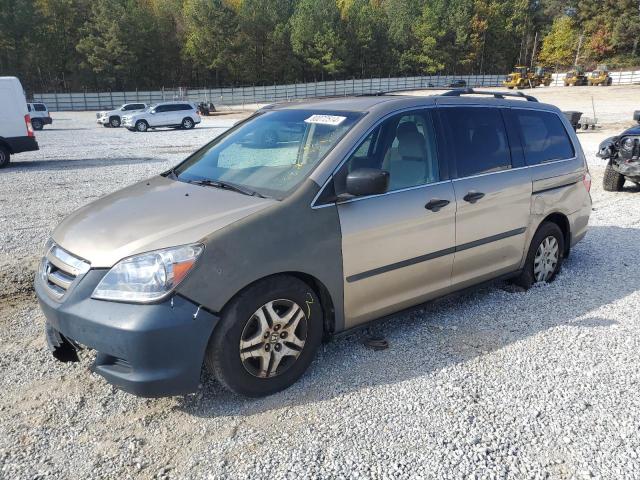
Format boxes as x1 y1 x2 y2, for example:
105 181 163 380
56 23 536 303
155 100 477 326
36 89 592 397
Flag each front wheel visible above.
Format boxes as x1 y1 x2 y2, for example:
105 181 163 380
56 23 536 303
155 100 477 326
0 145 10 168
109 116 121 128
205 275 323 397
513 222 564 289
603 161 625 191
135 120 148 132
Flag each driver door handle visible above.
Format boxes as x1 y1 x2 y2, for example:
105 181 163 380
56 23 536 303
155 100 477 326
425 199 450 212
463 191 485 203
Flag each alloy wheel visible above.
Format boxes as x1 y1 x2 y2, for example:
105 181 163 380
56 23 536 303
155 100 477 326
239 299 307 378
533 235 559 282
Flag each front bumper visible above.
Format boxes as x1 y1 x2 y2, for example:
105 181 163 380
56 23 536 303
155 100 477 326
96 116 109 125
35 269 219 397
614 159 640 179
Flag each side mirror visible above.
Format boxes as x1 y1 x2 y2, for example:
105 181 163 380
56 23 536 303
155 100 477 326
634 110 640 124
343 168 389 199
150 110 156 114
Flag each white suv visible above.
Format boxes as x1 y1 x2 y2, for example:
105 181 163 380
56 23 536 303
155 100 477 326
122 102 201 132
27 103 52 130
96 103 147 128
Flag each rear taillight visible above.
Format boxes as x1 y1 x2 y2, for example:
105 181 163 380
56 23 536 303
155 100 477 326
582 172 591 192
25 114 34 137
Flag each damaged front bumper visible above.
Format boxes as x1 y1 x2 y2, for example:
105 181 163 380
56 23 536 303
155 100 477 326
35 270 219 397
614 159 640 180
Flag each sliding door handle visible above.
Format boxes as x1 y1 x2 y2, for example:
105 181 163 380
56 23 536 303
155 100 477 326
463 191 485 203
425 198 450 212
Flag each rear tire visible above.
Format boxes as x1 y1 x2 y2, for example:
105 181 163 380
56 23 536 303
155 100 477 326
181 117 195 130
135 120 148 132
603 161 625 191
0 145 10 168
513 222 564 289
31 118 43 130
205 275 323 397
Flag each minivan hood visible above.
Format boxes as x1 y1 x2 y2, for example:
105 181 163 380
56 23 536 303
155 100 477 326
52 175 276 268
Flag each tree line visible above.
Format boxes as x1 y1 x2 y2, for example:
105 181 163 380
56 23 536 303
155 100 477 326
1 0 638 93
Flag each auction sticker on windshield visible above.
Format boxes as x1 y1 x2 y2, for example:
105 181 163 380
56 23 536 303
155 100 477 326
304 114 347 126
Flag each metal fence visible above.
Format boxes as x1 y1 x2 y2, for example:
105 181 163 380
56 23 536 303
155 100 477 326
31 70 640 112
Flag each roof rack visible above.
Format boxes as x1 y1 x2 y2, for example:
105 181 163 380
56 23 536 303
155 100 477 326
440 88 538 102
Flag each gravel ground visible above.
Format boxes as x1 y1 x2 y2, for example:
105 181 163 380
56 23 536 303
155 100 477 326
1 89 640 479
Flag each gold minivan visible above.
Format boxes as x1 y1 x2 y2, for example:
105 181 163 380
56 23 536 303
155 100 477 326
36 90 592 397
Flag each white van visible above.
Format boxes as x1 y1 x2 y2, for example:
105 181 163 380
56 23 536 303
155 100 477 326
0 77 38 168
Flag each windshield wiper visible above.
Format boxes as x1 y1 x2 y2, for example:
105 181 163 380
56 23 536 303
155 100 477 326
188 178 267 198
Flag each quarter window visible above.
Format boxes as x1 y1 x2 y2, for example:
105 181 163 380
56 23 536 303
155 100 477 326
439 107 512 178
512 109 575 165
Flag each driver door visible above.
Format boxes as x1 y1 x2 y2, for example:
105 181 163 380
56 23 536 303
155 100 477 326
335 109 456 328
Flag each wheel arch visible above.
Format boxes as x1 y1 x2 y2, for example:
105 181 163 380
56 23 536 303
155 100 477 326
540 212 571 256
212 271 336 339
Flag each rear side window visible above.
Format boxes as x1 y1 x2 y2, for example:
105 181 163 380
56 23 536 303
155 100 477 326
439 107 512 178
512 109 575 165
34 104 47 111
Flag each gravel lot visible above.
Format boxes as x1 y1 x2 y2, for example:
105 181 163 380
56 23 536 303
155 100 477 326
1 87 640 479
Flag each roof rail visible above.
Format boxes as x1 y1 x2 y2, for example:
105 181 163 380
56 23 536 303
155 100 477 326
440 88 538 102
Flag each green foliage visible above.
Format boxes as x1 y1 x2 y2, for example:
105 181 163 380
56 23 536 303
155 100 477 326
1 0 638 92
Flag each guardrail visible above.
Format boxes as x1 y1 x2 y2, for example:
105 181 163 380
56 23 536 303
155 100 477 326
31 70 640 112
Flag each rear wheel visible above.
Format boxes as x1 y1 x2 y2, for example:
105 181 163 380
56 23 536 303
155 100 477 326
31 118 43 130
0 145 10 168
603 161 625 192
109 116 121 128
181 117 195 129
205 275 323 397
135 120 148 132
513 222 564 289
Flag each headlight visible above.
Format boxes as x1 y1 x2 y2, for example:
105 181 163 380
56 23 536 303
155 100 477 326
621 137 636 152
92 244 204 303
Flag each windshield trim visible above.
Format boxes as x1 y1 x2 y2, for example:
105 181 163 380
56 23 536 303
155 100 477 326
166 108 365 201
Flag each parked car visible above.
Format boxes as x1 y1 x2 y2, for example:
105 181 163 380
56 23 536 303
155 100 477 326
596 110 640 191
0 76 39 168
36 90 591 397
96 103 147 128
121 102 201 132
27 102 52 130
447 79 467 88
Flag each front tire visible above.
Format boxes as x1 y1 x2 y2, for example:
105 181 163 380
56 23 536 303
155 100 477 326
109 116 121 128
0 145 10 168
513 222 564 289
205 275 323 397
603 161 625 191
135 120 148 132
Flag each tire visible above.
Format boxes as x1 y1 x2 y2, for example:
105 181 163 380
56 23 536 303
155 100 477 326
135 120 148 132
0 145 10 168
603 161 625 192
181 117 195 130
513 222 564 289
31 118 43 130
205 275 323 397
109 116 121 128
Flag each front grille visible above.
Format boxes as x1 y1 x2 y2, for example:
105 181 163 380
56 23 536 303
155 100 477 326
41 244 90 299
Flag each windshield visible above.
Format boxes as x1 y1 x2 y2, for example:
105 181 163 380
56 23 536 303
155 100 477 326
173 109 363 198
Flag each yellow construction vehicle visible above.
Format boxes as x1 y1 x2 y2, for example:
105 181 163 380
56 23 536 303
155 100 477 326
564 66 588 86
503 66 536 89
588 65 613 86
533 66 553 86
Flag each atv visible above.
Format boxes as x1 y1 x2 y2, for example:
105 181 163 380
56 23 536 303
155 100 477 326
597 111 640 191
